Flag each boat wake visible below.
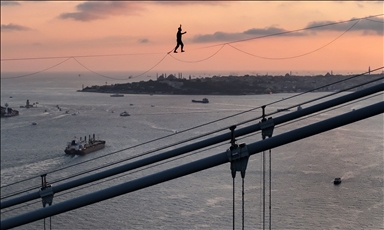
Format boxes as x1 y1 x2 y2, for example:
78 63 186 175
340 171 355 180
139 120 176 134
1 155 70 187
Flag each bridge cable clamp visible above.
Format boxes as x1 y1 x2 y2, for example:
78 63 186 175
39 174 54 207
227 125 249 179
260 105 275 140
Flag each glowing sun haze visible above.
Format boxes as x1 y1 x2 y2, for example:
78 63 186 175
1 1 383 75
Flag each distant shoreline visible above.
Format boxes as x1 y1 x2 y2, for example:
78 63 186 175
80 73 383 96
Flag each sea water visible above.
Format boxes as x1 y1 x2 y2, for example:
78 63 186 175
1 72 383 229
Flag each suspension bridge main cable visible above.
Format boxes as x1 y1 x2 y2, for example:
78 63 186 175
1 14 383 184
1 67 384 197
2 83 383 207
4 88 382 216
1 66 382 195
1 135 228 214
2 13 383 205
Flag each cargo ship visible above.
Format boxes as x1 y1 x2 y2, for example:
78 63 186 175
1 104 19 118
65 134 106 155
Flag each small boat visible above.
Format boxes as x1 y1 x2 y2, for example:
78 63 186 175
120 111 130 116
1 104 19 118
110 93 124 97
65 134 106 155
32 122 37 125
192 98 209 103
333 177 341 185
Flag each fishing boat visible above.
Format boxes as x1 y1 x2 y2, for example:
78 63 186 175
192 98 209 103
110 93 124 97
65 134 106 155
120 111 130 116
333 177 342 185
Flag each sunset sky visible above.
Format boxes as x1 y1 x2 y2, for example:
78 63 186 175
1 1 383 77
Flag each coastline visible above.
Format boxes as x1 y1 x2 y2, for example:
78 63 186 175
80 73 383 95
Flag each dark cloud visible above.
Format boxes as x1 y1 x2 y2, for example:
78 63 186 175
244 27 306 36
191 16 383 43
1 23 31 32
306 17 384 35
138 38 149 43
58 2 145 22
191 27 305 43
0 1 20 6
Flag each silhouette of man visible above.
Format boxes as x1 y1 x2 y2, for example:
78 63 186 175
174 24 186 53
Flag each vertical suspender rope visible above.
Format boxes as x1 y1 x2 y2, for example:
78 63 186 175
242 177 245 230
260 105 275 230
269 149 272 230
233 178 235 230
260 152 263 229
262 150 266 230
228 125 249 230
40 174 53 230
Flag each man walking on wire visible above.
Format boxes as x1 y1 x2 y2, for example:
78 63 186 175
174 24 187 53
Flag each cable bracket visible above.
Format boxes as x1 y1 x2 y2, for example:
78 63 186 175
260 105 274 139
227 125 249 179
39 174 54 207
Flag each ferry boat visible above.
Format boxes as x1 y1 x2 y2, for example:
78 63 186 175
65 134 106 155
110 93 124 97
192 98 209 103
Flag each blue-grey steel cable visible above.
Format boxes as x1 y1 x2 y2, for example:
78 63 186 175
1 101 383 230
1 82 383 210
1 69 382 198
